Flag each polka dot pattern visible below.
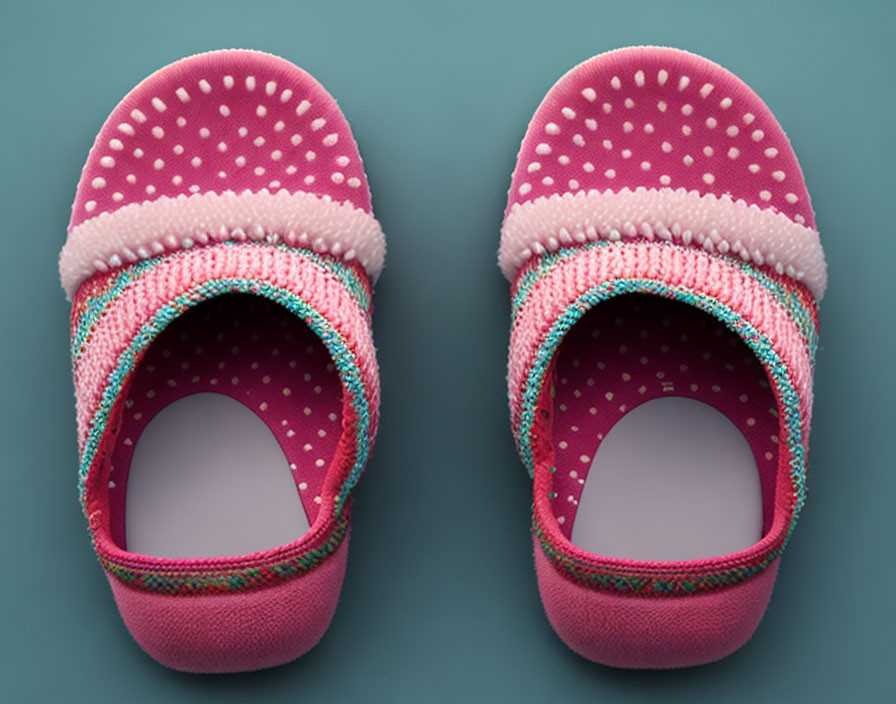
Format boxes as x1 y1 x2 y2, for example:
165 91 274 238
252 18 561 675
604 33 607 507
549 296 780 541
71 50 371 229
507 47 814 228
107 295 342 548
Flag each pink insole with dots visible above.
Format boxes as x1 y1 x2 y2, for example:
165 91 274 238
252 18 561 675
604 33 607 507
550 295 779 542
107 294 341 551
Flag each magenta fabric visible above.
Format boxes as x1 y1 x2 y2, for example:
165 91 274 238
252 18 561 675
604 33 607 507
109 539 349 673
535 541 779 669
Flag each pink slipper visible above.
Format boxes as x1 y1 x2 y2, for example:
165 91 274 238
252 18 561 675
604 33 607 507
500 47 825 668
59 50 384 672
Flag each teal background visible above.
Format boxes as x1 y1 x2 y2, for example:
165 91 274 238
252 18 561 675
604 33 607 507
1 0 893 700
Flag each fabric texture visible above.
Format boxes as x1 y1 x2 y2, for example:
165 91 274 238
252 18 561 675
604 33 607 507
60 49 384 672
500 46 825 667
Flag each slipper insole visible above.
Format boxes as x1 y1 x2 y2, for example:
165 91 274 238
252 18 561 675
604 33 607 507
552 295 778 561
107 294 342 558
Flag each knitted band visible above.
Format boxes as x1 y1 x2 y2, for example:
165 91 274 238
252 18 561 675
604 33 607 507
60 188 386 298
499 188 826 299
509 240 818 595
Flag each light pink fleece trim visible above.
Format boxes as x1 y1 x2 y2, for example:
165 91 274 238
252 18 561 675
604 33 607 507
500 188 826 299
507 242 814 436
61 189 385 298
72 244 379 455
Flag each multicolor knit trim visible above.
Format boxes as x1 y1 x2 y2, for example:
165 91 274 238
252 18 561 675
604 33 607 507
99 511 351 596
75 272 372 513
511 241 818 358
71 241 372 361
532 512 781 597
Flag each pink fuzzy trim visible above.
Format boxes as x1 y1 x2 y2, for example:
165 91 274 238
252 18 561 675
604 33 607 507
60 189 385 298
500 188 826 299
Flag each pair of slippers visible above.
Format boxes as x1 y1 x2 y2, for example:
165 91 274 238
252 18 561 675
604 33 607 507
60 47 825 672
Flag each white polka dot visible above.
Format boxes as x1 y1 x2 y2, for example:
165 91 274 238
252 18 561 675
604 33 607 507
290 134 302 146
752 129 764 141
219 104 231 117
764 147 779 158
743 113 755 124
561 106 576 119
271 149 282 161
728 147 740 159
191 156 202 167
535 143 551 155
305 150 316 161
785 192 799 203
304 175 315 185
332 172 345 184
772 170 786 182
657 100 667 112
610 76 621 90
678 75 690 91
581 87 597 101
585 118 597 131
518 183 532 195
622 121 634 133
720 97 732 109
217 141 227 152
254 166 265 176
624 98 635 108
100 156 115 168
604 169 615 179
311 117 326 131
295 100 311 116
118 123 135 136
748 163 761 174
703 146 714 157
85 200 96 211
759 190 772 201
253 136 265 147
621 149 632 159
683 155 694 166
583 162 595 172
322 133 339 147
661 141 672 153
726 125 739 137
681 104 693 116
235 156 246 167
199 127 210 138
705 116 718 128
602 139 612 150
256 104 267 117
659 174 671 185
545 122 560 135
640 161 651 171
